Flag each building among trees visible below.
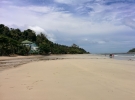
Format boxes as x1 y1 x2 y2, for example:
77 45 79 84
21 40 39 54
0 24 89 56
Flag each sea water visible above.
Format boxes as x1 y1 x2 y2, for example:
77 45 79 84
98 53 135 60
113 53 135 60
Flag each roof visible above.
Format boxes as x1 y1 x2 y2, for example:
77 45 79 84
21 40 33 44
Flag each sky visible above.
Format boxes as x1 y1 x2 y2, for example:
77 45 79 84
0 0 135 53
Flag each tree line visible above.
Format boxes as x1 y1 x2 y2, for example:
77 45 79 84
128 48 135 53
0 24 89 56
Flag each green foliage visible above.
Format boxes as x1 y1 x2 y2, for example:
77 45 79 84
128 48 135 52
0 24 89 56
0 35 31 56
39 42 51 54
17 45 30 55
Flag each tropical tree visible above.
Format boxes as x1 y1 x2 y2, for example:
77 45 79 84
128 48 135 52
0 24 89 56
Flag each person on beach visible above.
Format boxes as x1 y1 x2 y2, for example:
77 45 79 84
110 54 114 58
109 54 112 58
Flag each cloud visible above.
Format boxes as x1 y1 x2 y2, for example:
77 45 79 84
81 39 106 44
97 40 106 44
28 26 45 34
123 18 135 29
54 0 72 4
54 0 89 4
1 4 134 36
0 0 12 4
46 33 56 42
1 0 135 53
28 25 56 42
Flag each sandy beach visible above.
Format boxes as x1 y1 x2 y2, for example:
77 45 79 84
0 55 135 100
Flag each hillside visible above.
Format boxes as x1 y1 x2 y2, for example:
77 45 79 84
0 24 89 56
128 48 135 53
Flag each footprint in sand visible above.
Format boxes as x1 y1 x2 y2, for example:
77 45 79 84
5 78 9 79
26 86 33 90
32 80 39 84
21 84 26 86
10 87 14 88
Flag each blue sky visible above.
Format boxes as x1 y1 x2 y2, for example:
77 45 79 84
0 0 135 53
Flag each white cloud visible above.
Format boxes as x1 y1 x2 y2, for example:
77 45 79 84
82 38 88 41
89 40 106 44
123 18 135 29
54 0 72 4
0 0 12 4
46 33 56 42
1 4 135 37
54 0 90 4
28 26 45 34
97 40 106 44
28 26 56 42
28 6 54 13
1 5 134 36
1 1 135 53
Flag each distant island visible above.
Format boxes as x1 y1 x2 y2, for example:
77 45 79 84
128 48 135 53
0 24 89 56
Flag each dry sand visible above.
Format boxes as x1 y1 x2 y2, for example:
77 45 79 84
0 55 135 100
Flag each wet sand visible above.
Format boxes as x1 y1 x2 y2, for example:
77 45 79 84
0 55 135 100
0 55 45 72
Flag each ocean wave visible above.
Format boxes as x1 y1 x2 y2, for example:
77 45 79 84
115 56 135 57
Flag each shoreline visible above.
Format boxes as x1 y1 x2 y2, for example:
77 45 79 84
0 54 134 72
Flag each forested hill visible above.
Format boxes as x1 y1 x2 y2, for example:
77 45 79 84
128 48 135 53
0 24 89 56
